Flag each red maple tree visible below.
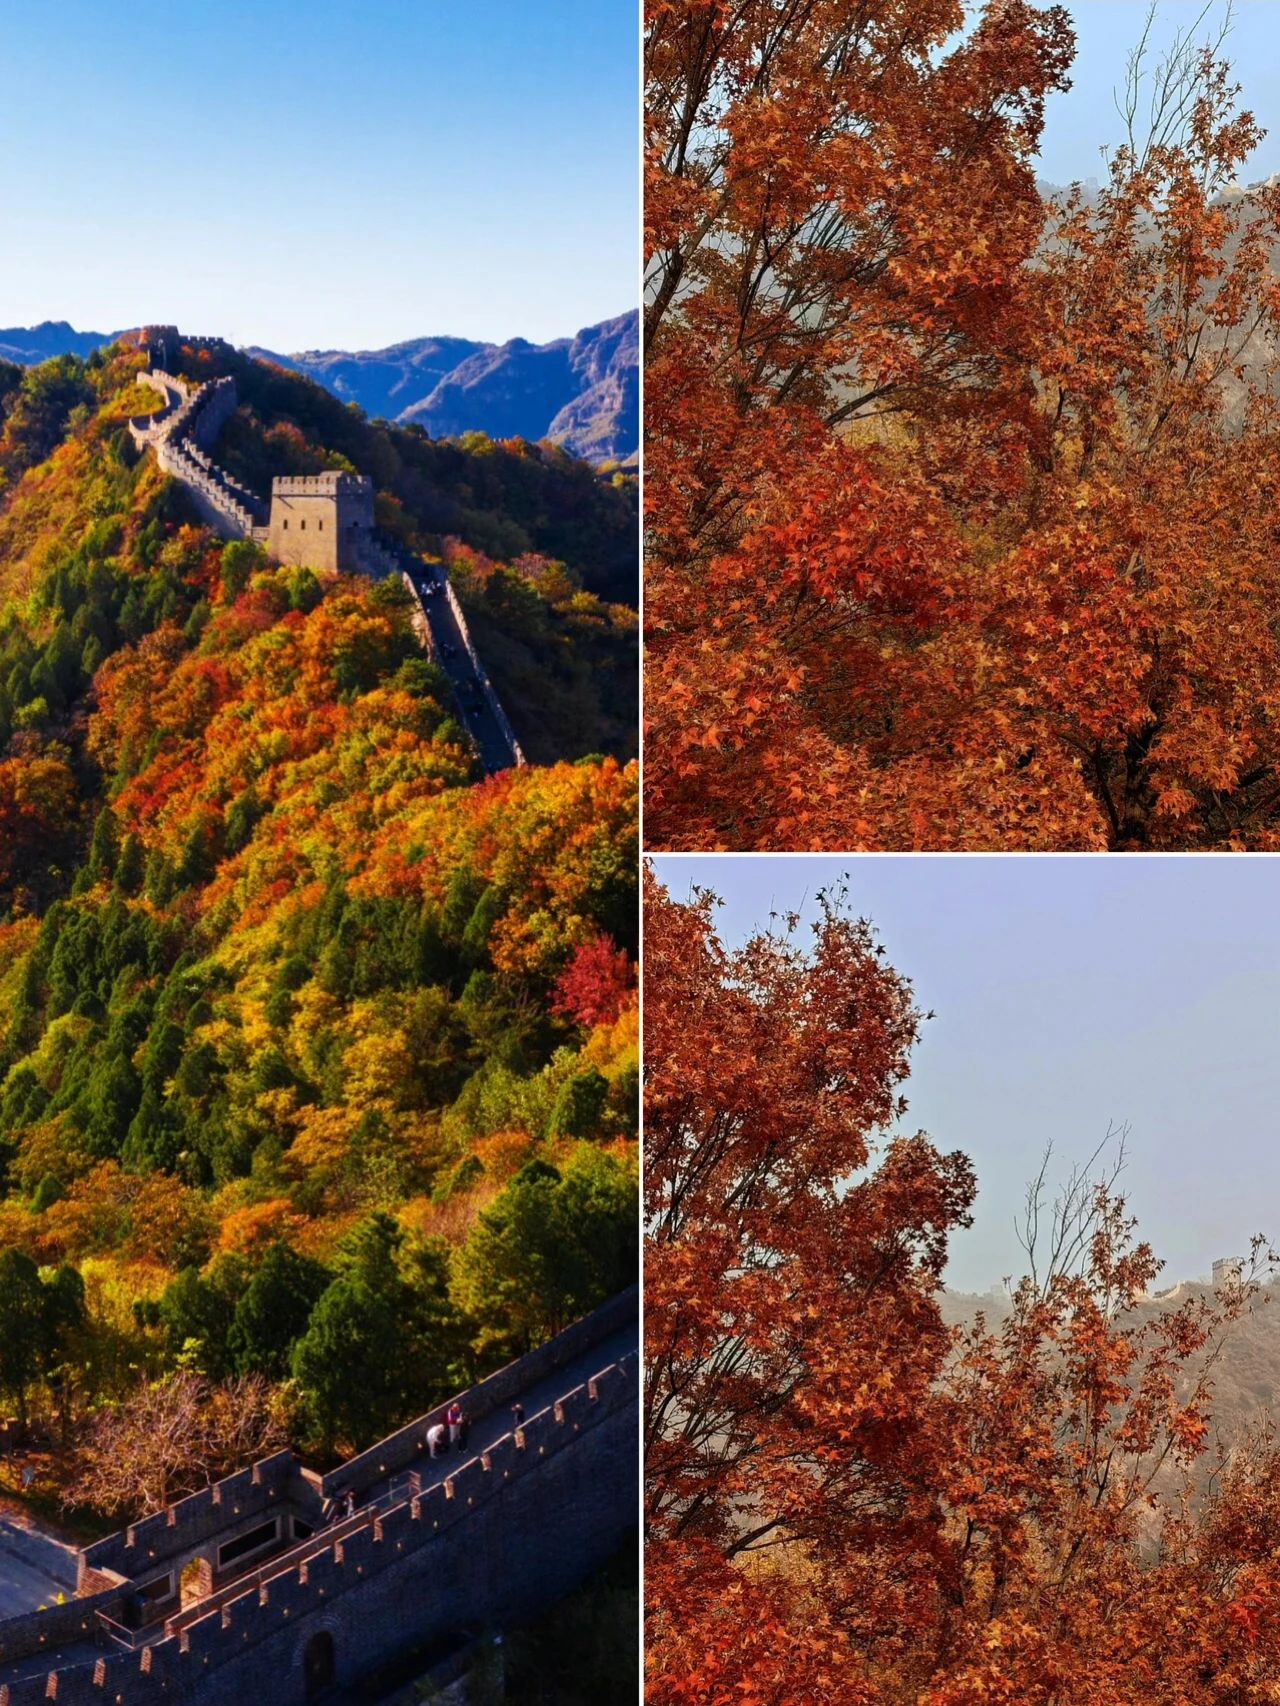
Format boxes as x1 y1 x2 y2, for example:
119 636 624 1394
645 2 1280 849
553 932 635 1029
645 867 1280 1703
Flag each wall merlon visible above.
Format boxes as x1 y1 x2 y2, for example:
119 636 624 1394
334 1527 374 1572
178 1608 228 1664
296 1549 341 1599
372 1504 413 1549
0 1677 43 1706
38 1664 115 1704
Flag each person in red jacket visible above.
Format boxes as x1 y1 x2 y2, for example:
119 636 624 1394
446 1401 465 1452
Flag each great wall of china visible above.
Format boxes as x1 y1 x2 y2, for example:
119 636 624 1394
0 1289 637 1705
127 333 525 776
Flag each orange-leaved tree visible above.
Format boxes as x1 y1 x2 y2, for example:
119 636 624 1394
645 3 1280 849
644 869 1280 1703
644 864 976 1699
644 0 1075 848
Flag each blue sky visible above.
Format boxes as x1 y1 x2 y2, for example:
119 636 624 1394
0 0 637 350
650 856 1280 1294
1036 1 1280 185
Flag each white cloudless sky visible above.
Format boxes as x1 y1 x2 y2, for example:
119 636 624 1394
650 855 1280 1295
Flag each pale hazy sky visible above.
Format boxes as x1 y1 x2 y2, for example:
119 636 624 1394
0 0 638 351
1036 1 1280 185
650 856 1280 1295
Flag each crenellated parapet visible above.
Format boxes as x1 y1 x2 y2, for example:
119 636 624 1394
324 1284 634 1502
130 368 265 538
0 1293 637 1706
271 473 371 497
79 1451 306 1593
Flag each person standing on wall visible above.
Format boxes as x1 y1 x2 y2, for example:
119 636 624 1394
447 1401 464 1452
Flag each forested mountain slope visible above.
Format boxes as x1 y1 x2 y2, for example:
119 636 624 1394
0 337 638 1502
212 345 638 764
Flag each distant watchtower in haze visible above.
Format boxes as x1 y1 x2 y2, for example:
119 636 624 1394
267 472 375 575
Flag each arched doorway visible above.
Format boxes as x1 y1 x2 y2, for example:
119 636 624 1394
303 1630 336 1699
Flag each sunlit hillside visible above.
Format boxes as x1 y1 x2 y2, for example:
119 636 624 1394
0 336 638 1514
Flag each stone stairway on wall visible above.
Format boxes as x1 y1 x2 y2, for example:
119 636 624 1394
359 532 525 772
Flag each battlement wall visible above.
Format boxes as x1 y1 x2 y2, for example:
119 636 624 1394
186 377 237 451
0 1584 128 1674
75 1290 634 1588
139 369 189 400
272 473 372 497
324 1284 636 1500
139 373 264 539
1 1351 637 1706
127 371 190 446
81 1451 304 1589
370 537 524 769
439 577 526 766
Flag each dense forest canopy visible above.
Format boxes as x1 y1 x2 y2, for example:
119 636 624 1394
0 337 638 1508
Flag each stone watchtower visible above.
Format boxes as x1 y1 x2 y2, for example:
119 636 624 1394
266 472 374 575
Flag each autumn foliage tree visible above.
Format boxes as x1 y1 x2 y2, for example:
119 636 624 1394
644 870 1280 1704
645 1 1280 849
644 865 976 1698
553 932 635 1029
67 1370 285 1518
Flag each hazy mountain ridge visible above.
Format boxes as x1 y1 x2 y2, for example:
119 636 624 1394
943 1279 1280 1467
255 311 638 465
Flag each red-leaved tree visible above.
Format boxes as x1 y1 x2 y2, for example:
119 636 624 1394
553 932 635 1028
645 2 1280 849
645 867 1280 1703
